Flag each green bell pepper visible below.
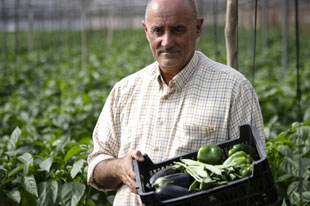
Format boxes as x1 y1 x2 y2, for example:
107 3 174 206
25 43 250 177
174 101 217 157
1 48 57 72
197 144 223 165
227 144 256 159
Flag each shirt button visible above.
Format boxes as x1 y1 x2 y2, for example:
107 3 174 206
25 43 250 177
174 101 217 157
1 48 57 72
154 147 159 152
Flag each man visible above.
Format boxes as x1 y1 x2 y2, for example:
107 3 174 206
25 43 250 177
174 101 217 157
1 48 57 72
87 0 265 205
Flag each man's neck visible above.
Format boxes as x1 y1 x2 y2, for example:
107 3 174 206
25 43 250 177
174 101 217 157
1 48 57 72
160 67 182 85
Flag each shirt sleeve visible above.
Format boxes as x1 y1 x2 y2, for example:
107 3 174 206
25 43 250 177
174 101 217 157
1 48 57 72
228 79 266 153
87 86 120 191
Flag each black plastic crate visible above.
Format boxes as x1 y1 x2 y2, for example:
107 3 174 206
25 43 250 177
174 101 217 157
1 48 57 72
133 124 277 206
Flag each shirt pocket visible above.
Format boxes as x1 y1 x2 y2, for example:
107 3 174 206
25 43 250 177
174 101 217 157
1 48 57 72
174 124 215 154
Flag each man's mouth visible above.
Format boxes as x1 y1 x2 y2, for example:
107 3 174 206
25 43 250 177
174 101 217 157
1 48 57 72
157 47 180 55
158 50 179 55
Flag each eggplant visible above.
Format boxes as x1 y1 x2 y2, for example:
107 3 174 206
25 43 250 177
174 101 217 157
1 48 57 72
152 173 192 189
155 185 190 200
149 168 178 185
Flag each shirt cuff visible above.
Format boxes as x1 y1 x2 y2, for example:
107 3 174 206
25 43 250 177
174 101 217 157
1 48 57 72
87 153 115 191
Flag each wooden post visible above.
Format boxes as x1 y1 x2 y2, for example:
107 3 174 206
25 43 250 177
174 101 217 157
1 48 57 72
196 0 203 52
28 0 34 53
225 0 238 70
106 5 114 52
1 0 8 57
65 12 72 51
213 0 219 61
261 0 269 50
81 0 88 68
14 0 20 55
282 0 289 71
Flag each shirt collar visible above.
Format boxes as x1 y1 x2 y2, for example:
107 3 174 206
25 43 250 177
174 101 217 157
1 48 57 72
154 51 199 91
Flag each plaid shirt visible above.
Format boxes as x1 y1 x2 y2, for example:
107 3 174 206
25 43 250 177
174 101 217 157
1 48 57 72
87 51 265 205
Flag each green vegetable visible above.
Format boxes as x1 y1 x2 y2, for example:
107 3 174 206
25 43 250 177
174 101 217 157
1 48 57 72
173 159 233 191
228 144 256 159
197 144 223 165
189 180 199 191
223 151 249 166
230 156 252 166
239 165 252 178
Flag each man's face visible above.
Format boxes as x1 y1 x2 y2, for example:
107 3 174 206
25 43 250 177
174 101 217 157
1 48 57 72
142 0 203 72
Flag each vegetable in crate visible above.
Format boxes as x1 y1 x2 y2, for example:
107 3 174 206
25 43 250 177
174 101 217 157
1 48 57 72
228 144 256 159
149 168 178 185
154 185 190 201
152 173 192 189
223 151 253 166
223 150 254 177
197 144 223 165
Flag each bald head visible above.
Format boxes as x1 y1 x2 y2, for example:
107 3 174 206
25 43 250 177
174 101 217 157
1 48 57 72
144 0 198 25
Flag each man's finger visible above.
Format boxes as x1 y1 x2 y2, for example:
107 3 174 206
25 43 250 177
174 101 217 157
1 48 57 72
131 150 144 162
127 175 138 194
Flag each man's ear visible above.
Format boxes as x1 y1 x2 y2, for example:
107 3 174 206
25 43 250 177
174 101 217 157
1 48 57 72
142 20 148 33
142 20 150 41
196 18 204 37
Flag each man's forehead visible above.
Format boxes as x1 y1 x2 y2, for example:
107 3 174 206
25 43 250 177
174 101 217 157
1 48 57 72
146 0 195 20
147 14 194 28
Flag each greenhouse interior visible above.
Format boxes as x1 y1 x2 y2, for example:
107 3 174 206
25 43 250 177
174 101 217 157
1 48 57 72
0 0 310 205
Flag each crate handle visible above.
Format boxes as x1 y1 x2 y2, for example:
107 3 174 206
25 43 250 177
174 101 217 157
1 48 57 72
133 158 143 193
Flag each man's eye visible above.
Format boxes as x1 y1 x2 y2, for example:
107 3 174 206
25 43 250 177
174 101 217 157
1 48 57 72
173 26 187 34
152 27 163 35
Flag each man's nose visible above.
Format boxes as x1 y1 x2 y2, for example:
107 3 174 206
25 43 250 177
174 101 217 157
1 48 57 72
161 32 174 48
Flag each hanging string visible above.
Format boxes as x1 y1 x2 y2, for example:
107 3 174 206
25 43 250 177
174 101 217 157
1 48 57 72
213 0 218 61
295 0 302 122
294 0 303 205
248 0 258 205
236 0 238 67
251 0 257 86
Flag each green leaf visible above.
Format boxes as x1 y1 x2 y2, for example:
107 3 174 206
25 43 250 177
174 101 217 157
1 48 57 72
0 166 8 182
71 159 86 179
64 146 81 162
53 135 70 152
39 157 54 173
277 145 293 157
287 181 310 200
288 191 310 206
281 199 287 206
303 191 310 202
37 180 58 206
7 189 21 203
8 164 25 177
17 153 33 176
279 157 299 177
276 174 292 182
20 189 37 206
87 199 96 206
7 127 21 151
296 126 310 140
5 150 17 157
107 195 115 204
23 175 38 197
60 182 86 206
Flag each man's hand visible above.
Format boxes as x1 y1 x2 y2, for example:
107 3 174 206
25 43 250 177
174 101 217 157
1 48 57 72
93 150 144 194
118 150 144 193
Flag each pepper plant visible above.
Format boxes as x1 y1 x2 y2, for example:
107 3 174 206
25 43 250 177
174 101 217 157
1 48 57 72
0 126 116 206
267 120 310 206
